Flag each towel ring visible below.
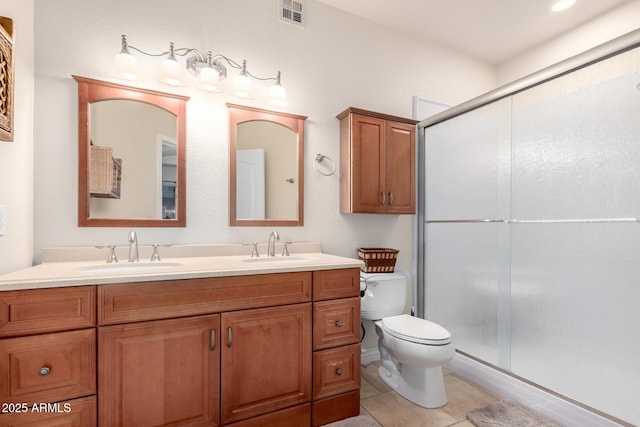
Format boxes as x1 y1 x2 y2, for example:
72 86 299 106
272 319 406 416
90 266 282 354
314 154 336 176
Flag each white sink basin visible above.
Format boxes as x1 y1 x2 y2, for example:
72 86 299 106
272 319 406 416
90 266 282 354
77 262 183 274
240 256 313 265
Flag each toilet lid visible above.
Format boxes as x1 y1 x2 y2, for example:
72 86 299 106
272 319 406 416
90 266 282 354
381 314 452 345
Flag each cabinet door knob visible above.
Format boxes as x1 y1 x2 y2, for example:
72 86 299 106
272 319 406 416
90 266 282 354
335 320 344 327
210 329 216 351
335 368 343 376
38 366 51 377
227 327 233 348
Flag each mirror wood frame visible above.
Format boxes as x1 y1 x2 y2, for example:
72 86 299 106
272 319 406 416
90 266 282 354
228 103 306 226
74 75 189 227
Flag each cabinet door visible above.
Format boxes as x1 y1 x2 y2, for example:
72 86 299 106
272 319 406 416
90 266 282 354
98 315 220 427
385 121 415 214
350 114 386 213
221 303 312 424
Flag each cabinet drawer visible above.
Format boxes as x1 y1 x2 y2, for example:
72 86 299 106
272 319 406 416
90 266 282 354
99 272 311 325
313 298 360 350
0 329 96 404
0 286 96 338
0 395 96 427
312 343 360 400
312 269 360 301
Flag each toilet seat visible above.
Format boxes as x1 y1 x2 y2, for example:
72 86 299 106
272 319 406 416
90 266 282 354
381 314 452 346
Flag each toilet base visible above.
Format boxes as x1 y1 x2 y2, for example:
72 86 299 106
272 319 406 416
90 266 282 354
378 363 448 409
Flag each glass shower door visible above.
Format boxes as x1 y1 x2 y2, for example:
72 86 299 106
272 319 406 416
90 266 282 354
424 98 512 369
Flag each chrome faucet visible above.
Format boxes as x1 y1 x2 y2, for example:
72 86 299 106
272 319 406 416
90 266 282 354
267 230 280 257
128 230 139 262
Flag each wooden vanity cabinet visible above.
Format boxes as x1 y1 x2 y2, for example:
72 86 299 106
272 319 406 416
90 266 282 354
0 267 361 427
0 286 97 426
338 107 417 214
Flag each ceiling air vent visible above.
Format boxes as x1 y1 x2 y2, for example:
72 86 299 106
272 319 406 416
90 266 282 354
279 0 305 28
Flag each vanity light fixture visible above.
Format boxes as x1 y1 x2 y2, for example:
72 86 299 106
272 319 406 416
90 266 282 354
112 35 288 106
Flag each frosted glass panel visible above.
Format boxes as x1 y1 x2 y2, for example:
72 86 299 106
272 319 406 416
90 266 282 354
512 48 640 220
511 223 640 424
422 46 640 425
425 98 511 221
425 222 510 368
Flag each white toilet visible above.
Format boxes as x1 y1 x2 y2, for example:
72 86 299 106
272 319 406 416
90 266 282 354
360 271 455 408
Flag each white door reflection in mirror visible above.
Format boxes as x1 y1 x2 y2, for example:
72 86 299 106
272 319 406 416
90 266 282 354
237 120 297 221
159 136 177 219
237 149 266 220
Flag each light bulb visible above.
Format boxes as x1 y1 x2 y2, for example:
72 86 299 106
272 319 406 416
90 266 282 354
159 43 185 87
267 71 287 107
159 58 184 86
233 73 252 98
113 51 139 80
198 66 220 92
268 83 287 107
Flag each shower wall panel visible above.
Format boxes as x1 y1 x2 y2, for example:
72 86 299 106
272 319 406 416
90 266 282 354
511 223 640 424
511 48 640 220
425 98 511 221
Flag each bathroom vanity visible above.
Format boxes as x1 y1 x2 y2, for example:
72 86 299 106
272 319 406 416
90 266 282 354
0 246 362 427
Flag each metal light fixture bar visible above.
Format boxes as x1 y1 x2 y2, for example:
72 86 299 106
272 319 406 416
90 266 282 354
113 35 287 106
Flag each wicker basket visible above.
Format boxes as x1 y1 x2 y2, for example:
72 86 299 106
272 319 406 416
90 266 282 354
357 248 399 273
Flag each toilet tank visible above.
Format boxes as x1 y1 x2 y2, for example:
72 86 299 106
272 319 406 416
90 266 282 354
360 271 409 320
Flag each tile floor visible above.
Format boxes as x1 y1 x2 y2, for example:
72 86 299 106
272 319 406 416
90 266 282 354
358 362 502 427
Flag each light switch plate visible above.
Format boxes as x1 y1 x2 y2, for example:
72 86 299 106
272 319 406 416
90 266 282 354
0 205 5 236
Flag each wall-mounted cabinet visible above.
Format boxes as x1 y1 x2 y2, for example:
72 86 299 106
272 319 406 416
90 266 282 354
338 108 418 214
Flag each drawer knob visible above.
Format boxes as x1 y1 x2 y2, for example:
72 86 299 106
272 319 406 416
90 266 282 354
38 366 51 377
335 320 344 327
336 368 343 376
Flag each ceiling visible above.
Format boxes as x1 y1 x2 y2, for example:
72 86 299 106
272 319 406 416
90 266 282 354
316 0 633 64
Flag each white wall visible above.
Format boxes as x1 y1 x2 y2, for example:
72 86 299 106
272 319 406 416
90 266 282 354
31 0 496 275
0 0 34 275
497 0 640 85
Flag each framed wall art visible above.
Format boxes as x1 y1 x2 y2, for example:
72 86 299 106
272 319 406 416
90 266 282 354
0 17 14 142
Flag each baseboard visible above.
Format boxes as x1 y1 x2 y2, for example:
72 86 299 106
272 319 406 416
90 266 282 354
360 347 380 366
447 352 626 427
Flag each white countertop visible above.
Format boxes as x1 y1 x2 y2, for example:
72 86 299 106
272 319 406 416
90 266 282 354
0 243 364 291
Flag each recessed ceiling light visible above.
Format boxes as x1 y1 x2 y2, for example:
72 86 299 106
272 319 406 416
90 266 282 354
551 0 576 12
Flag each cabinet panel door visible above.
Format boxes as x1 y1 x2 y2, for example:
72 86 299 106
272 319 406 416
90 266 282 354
98 315 220 427
385 121 415 214
351 114 385 213
221 303 312 424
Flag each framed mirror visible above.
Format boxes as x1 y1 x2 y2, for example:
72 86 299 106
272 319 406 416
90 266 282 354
74 76 189 227
228 103 306 226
